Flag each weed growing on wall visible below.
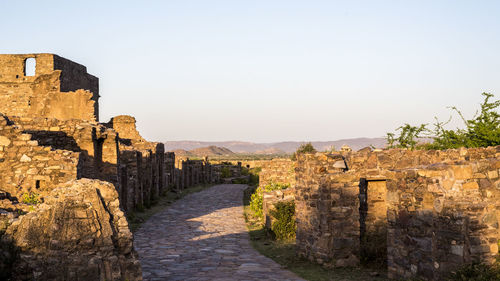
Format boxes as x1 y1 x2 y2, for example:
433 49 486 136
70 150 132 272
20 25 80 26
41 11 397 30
249 182 290 218
269 201 296 241
21 192 41 212
21 192 40 205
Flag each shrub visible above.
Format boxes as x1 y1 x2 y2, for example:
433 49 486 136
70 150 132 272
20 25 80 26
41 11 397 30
241 167 249 176
270 201 296 241
249 182 290 218
386 124 427 150
291 142 317 160
387 93 500 150
21 192 40 205
446 262 500 281
248 167 261 186
221 166 231 178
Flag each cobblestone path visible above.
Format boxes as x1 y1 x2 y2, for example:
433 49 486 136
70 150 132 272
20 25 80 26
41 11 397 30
134 184 304 281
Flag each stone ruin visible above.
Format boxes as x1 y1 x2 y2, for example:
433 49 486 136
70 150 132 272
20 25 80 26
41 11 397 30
0 54 236 280
3 53 498 281
259 146 500 280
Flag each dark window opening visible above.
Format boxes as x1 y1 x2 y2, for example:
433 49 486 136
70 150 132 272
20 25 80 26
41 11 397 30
35 180 40 189
24 58 36 76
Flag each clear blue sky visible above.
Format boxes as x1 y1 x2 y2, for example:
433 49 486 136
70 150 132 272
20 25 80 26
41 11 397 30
1 0 499 142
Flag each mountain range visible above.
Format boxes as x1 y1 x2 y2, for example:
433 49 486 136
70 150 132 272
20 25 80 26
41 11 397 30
164 138 387 154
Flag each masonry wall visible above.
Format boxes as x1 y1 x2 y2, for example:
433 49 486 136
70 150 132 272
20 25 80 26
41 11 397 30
387 160 500 280
177 159 221 190
8 116 119 183
107 115 166 212
0 115 80 199
0 54 99 122
293 146 500 279
294 153 357 266
259 159 296 187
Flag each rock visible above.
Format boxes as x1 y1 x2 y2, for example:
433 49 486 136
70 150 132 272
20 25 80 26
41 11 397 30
2 179 142 281
332 160 346 169
0 136 11 146
19 154 31 162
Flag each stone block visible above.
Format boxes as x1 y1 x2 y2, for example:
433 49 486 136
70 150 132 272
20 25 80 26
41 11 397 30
0 135 11 146
462 181 479 190
452 165 473 180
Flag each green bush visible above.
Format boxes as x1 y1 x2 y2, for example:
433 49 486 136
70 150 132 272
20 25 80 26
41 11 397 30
270 200 296 241
241 167 249 176
248 167 261 186
249 182 290 218
21 192 40 205
446 262 500 281
291 142 317 160
387 93 500 150
221 166 231 178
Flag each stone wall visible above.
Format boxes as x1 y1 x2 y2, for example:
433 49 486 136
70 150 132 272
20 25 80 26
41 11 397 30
387 160 500 280
292 146 500 280
164 152 176 187
175 158 221 190
0 115 80 199
294 153 357 266
0 54 99 122
107 115 166 212
259 159 296 187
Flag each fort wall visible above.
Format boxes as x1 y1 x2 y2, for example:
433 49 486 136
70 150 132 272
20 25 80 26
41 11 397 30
292 146 500 280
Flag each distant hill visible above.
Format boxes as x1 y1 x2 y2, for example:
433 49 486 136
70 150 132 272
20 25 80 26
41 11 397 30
189 146 235 156
164 138 387 154
172 146 235 157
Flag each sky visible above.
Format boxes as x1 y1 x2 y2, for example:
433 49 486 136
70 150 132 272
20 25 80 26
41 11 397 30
1 0 499 142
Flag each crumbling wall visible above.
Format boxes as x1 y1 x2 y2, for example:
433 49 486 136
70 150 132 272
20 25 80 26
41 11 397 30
294 153 357 266
8 116 121 185
181 159 219 188
293 146 500 279
0 115 80 199
387 160 500 280
108 115 145 142
2 179 141 281
164 152 176 187
0 54 99 122
107 115 167 212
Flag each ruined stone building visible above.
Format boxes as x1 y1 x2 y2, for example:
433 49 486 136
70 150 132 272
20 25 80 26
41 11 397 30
260 146 500 280
0 54 223 280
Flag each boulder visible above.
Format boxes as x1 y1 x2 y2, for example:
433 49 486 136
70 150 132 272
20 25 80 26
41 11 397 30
1 179 142 280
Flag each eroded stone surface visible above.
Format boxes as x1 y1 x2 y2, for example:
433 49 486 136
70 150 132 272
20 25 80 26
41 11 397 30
3 179 142 281
135 184 304 281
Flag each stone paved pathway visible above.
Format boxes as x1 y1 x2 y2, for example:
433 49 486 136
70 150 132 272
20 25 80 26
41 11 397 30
134 184 304 281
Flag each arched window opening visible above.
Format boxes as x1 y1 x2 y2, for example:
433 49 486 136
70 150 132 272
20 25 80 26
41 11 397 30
24 58 36 76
